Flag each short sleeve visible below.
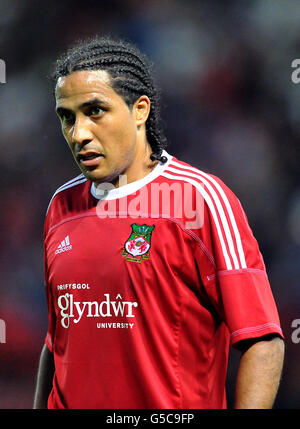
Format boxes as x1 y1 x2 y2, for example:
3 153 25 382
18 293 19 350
194 174 284 346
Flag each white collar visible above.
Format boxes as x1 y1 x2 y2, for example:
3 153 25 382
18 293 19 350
90 150 172 201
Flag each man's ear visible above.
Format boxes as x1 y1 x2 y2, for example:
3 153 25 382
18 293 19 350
133 95 151 127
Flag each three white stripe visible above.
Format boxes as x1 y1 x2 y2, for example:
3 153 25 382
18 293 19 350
163 161 247 270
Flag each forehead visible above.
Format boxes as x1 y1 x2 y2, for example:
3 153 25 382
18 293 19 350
55 70 118 106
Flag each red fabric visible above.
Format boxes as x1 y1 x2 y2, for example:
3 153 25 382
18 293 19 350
43 155 283 409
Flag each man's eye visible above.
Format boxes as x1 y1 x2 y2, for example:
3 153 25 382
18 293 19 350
61 112 74 124
88 106 104 116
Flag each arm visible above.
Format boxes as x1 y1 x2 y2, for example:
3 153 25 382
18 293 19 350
33 344 55 409
234 335 284 409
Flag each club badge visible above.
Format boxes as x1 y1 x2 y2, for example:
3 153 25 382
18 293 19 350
122 224 155 263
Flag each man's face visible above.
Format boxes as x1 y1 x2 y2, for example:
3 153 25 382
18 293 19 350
55 70 148 185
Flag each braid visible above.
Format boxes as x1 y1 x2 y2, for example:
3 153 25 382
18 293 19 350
52 36 168 163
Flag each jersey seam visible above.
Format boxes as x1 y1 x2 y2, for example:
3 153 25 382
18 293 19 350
173 285 185 409
206 268 267 281
45 211 216 270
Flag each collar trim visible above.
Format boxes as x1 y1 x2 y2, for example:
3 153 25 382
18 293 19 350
90 150 172 201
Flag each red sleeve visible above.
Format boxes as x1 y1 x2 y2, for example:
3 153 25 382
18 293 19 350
195 174 284 346
44 215 56 353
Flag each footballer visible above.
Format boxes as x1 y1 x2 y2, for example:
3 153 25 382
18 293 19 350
33 37 284 409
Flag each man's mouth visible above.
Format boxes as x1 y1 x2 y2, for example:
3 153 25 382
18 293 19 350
77 151 104 168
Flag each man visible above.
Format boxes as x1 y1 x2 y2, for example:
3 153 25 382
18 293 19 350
33 36 284 409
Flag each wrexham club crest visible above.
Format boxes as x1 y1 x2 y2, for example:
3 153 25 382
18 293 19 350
122 224 155 263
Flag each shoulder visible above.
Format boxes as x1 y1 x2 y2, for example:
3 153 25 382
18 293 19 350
44 173 89 237
46 173 88 214
163 156 252 270
163 155 247 239
44 174 89 237
163 154 237 203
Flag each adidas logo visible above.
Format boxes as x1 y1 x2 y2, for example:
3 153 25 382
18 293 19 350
55 235 72 254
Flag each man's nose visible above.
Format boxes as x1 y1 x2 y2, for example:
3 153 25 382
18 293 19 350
72 116 93 146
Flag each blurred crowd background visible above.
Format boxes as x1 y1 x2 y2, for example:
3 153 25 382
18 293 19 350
0 0 299 409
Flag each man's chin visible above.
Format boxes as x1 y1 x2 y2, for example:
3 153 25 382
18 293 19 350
80 168 117 186
81 169 106 182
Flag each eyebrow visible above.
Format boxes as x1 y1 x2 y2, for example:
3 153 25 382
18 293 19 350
56 98 109 114
80 98 109 108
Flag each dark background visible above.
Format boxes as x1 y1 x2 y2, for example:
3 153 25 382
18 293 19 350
0 0 299 408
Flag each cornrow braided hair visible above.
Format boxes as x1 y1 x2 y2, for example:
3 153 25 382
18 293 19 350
52 36 168 163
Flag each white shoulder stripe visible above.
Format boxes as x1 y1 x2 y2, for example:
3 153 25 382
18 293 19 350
46 174 88 214
55 173 86 193
167 165 239 269
169 161 247 269
167 164 244 269
162 170 233 270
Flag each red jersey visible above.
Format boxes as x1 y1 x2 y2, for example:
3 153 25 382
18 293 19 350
44 151 283 409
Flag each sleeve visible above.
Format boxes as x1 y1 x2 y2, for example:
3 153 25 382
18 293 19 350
195 174 284 347
43 218 56 353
